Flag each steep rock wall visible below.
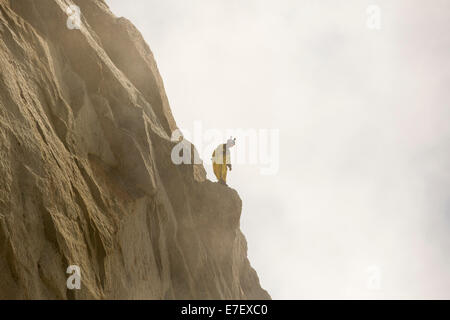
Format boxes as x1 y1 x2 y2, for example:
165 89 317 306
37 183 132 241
0 0 269 299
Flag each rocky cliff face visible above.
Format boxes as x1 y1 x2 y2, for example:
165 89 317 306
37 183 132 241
0 0 269 299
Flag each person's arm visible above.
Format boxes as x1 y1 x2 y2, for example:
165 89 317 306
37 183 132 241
225 146 232 170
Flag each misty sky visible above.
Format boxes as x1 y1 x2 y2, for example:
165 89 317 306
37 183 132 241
106 0 450 299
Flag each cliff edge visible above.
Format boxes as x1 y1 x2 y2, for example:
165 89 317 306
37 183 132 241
0 0 270 299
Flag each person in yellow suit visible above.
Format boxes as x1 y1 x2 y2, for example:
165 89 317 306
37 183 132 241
212 138 236 186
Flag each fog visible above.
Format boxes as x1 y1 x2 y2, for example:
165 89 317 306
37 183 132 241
106 0 450 299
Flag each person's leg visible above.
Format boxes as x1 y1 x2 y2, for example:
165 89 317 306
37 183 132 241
213 162 221 181
221 164 228 183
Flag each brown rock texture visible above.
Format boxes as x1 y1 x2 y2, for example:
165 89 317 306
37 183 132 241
0 0 270 299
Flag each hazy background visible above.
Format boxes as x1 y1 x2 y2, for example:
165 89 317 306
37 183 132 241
106 0 450 299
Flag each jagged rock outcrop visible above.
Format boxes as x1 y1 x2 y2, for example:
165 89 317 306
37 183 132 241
0 0 269 299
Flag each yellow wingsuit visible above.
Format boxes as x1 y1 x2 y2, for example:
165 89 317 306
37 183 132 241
212 144 230 183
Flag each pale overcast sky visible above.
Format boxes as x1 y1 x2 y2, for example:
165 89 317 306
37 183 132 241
106 0 450 299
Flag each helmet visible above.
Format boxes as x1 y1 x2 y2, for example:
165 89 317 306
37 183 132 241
227 137 236 148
